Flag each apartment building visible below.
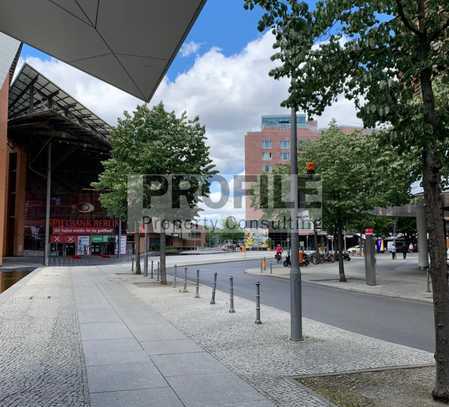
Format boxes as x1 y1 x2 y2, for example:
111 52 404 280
244 114 320 221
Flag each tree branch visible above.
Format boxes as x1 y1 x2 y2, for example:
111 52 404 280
395 0 422 36
430 18 449 42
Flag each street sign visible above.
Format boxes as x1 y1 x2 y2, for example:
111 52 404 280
365 228 374 236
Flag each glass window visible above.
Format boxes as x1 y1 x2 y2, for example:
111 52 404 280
262 152 272 161
263 165 273 173
280 152 290 160
280 139 289 149
262 139 272 149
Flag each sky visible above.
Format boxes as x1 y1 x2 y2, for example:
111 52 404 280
18 0 362 223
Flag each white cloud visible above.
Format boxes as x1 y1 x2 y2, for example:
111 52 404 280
17 31 361 222
180 41 201 57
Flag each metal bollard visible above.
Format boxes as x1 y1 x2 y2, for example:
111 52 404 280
426 270 432 293
173 264 177 288
255 281 262 324
195 269 200 298
210 272 217 305
131 254 134 272
150 260 154 279
144 252 148 277
182 267 188 293
269 261 273 274
229 275 235 313
156 261 160 281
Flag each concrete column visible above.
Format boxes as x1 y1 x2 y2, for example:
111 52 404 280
416 206 429 270
364 235 376 286
14 148 27 256
0 76 9 266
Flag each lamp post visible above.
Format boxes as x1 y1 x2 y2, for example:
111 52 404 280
290 107 303 341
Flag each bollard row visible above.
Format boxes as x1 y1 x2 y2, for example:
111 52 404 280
173 268 262 323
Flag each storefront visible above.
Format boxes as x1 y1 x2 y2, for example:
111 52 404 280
49 219 122 257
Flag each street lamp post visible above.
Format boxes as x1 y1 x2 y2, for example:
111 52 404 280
290 107 303 341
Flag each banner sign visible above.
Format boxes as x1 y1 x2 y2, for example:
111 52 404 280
51 219 117 235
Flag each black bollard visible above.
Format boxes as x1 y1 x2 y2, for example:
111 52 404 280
150 260 154 279
210 272 217 305
255 281 262 324
229 275 235 313
195 269 200 298
182 267 188 293
131 254 134 273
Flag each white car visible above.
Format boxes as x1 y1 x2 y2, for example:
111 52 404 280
347 245 361 254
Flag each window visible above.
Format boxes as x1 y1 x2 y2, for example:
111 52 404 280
262 152 272 161
262 139 272 149
263 165 273 173
280 139 289 149
280 152 289 160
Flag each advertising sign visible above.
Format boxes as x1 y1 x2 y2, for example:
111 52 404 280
77 236 90 255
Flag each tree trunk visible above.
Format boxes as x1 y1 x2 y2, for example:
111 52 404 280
337 223 346 282
415 35 449 398
423 149 449 402
160 230 167 285
135 231 141 275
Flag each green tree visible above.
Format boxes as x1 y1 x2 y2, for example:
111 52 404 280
244 0 449 399
251 126 412 281
94 103 215 282
219 216 245 243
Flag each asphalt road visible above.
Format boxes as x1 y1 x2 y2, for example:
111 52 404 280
170 259 435 353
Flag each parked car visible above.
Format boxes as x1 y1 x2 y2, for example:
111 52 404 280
347 245 361 255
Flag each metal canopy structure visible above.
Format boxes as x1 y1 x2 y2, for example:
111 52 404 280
9 63 112 152
0 0 206 101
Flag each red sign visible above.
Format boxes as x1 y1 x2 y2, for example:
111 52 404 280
51 218 117 235
365 228 374 236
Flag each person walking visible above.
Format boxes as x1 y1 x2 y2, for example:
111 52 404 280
390 242 396 260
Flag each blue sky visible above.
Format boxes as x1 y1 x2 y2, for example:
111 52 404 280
22 0 265 80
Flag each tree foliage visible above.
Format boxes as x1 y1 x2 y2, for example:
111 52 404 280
244 0 449 400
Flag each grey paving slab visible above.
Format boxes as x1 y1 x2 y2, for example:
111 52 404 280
87 362 166 393
152 352 230 377
141 339 203 355
130 323 188 341
80 322 133 340
90 387 184 407
82 338 147 366
167 373 268 407
78 307 121 323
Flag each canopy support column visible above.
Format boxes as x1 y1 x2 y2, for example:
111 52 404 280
44 143 52 266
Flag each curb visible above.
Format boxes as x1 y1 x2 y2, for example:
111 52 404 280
243 269 435 305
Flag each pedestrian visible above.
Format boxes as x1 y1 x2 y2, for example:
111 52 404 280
402 247 407 259
390 242 396 260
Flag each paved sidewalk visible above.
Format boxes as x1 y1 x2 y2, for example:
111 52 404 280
246 254 434 303
73 266 274 407
0 261 434 407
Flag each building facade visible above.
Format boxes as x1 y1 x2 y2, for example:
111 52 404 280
244 114 320 221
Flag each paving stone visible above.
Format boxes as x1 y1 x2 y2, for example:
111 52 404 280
82 338 147 366
141 339 203 355
80 322 133 340
167 373 269 407
87 361 166 393
152 352 230 377
90 387 184 407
